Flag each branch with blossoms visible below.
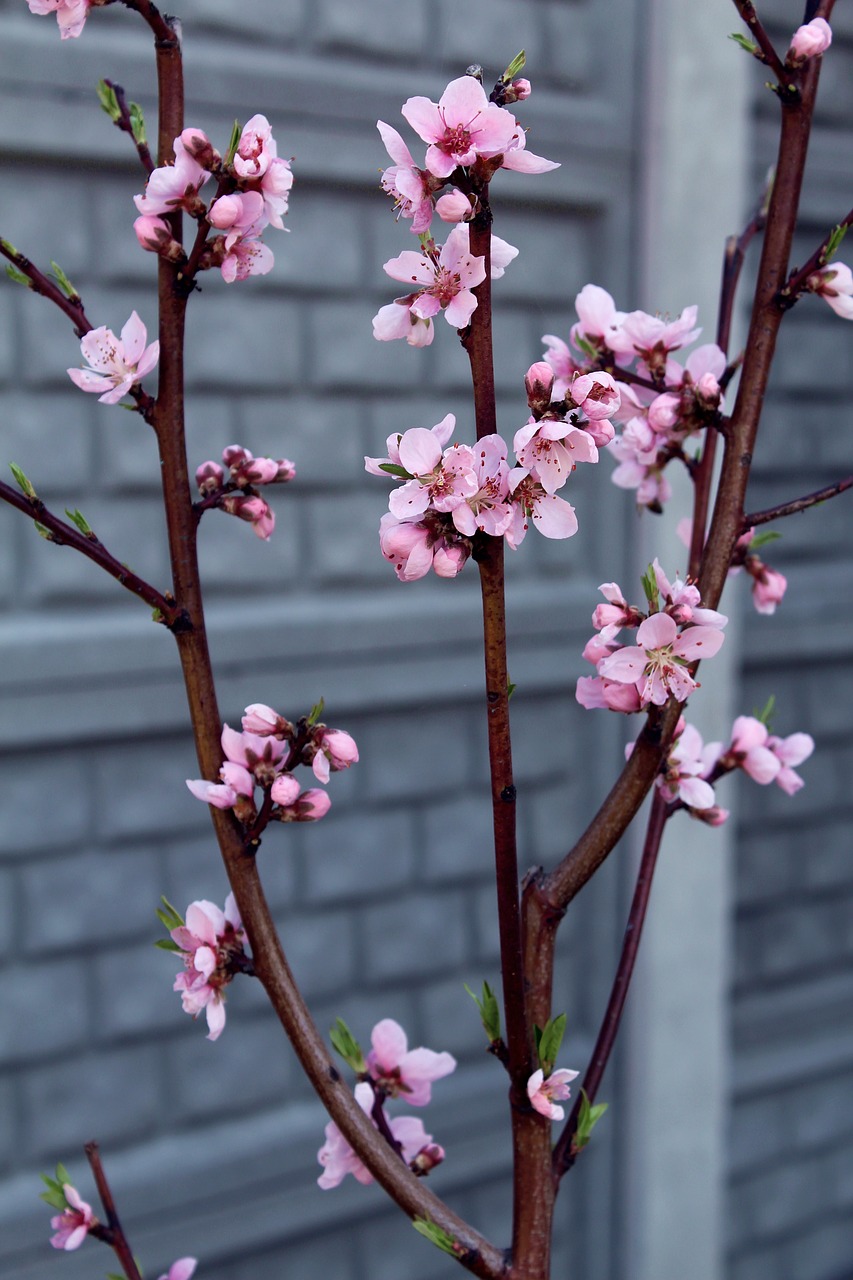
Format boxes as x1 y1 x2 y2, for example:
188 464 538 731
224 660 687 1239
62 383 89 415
4 2 849 1279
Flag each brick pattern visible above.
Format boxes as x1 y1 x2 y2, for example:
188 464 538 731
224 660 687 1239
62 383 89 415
0 2 637 1279
726 7 853 1280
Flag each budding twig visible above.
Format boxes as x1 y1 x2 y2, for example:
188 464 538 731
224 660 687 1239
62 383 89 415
742 474 853 528
84 1142 143 1280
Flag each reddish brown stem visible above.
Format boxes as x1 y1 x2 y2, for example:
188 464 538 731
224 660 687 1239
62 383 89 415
105 79 155 173
782 202 853 299
732 0 795 93
84 1142 143 1280
742 474 853 529
551 791 669 1181
0 240 92 335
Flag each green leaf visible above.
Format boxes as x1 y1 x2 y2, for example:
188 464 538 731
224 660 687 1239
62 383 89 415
108 1273 128 1280
157 895 184 929
129 102 147 147
640 563 659 612
574 1089 608 1151
224 119 242 166
0 237 19 256
574 334 597 359
50 260 80 300
39 1187 68 1209
5 263 32 289
96 79 121 122
65 507 94 537
755 693 776 727
329 1017 366 1073
506 680 517 701
307 697 325 726
9 462 36 498
728 31 759 55
154 937 181 952
823 222 849 264
465 980 501 1043
33 521 53 540
412 1217 460 1257
55 1163 71 1185
378 462 412 480
501 50 526 83
747 528 781 551
536 1013 567 1075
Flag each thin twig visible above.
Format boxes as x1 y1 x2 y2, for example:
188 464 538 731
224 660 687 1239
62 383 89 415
84 1143 143 1280
781 203 853 300
731 0 796 94
742 473 853 529
0 239 92 335
105 79 155 173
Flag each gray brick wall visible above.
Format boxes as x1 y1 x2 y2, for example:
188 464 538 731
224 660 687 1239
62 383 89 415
726 6 853 1280
0 2 639 1279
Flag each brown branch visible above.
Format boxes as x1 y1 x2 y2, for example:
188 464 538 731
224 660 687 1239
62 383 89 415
0 239 92 336
742 473 853 529
781 202 853 300
0 479 186 626
118 0 177 43
731 0 796 94
84 1143 143 1280
552 791 669 1182
105 79 155 174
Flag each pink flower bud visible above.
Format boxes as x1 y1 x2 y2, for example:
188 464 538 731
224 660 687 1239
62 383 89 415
524 361 556 416
433 541 469 578
133 215 182 259
411 1142 446 1174
195 460 224 494
220 494 275 540
222 444 253 470
749 563 787 616
570 371 621 421
694 371 721 410
242 703 294 737
788 17 832 63
295 788 332 821
694 805 729 826
271 773 301 806
511 78 531 100
435 189 472 223
180 127 220 169
275 458 296 482
238 456 280 487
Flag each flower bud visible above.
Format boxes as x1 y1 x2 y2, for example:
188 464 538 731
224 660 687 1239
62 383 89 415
503 78 531 103
524 361 555 416
694 372 721 411
787 17 832 64
433 541 469 578
133 215 183 261
271 773 301 806
411 1143 446 1174
222 443 253 471
242 703 294 738
180 127 220 170
275 458 296 483
435 189 472 223
195 460 224 494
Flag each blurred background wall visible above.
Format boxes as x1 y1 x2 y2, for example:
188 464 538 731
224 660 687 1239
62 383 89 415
0 2 851 1280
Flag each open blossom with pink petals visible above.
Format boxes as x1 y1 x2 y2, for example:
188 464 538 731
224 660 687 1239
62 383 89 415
26 0 89 39
512 418 598 495
312 728 359 783
807 262 853 320
527 1067 579 1121
380 234 486 330
171 894 247 1041
717 717 814 795
654 721 716 810
67 311 159 405
377 121 437 234
401 75 518 178
49 1185 96 1251
598 611 725 707
748 561 787 615
366 1018 456 1105
788 16 832 62
157 1260 197 1280
231 114 293 229
317 1081 437 1189
134 132 212 217
767 731 814 795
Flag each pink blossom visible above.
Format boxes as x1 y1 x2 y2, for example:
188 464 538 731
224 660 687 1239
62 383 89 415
386 430 478 520
788 17 832 62
219 493 275 538
749 562 787 615
499 123 559 174
541 333 583 399
576 674 643 714
525 361 556 415
26 0 89 39
729 716 780 784
619 306 701 378
50 1185 96 1250
218 226 275 284
133 215 183 260
365 414 455 476
598 612 725 706
569 371 621 421
570 284 630 357
377 121 436 234
134 135 212 216
450 434 513 537
505 474 579 547
312 728 359 783
371 302 435 346
435 188 472 223
196 460 225 494
382 235 486 329
232 113 277 179
444 224 518 280
366 1018 456 1105
512 419 598 495
655 722 716 810
157 1261 198 1280
401 75 517 179
220 723 287 778
807 263 853 320
378 512 470 581
270 773 301 807
653 559 728 629
591 581 641 641
767 731 814 795
317 1082 434 1189
527 1067 579 1121
277 787 332 821
242 703 293 737
171 894 246 1040
67 311 159 405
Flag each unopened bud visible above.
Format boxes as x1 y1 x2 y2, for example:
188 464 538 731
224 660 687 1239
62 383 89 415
412 1143 446 1175
503 77 532 103
524 361 555 416
275 458 296 483
435 189 472 223
180 127 220 170
195 460 225 494
133 215 183 261
693 372 721 411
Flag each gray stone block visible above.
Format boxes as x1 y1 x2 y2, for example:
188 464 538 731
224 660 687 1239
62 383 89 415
302 806 417 903
363 890 466 981
437 0 546 75
422 792 493 882
0 956 89 1064
0 390 95 492
184 292 303 389
22 848 161 951
275 905 357 999
93 939 179 1039
358 708 471 803
314 0 428 57
237 393 367 487
94 738 202 839
167 1013 291 1122
0 753 91 856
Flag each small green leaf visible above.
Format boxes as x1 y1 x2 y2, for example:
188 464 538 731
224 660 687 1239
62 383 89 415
55 1163 71 1185
5 263 32 289
39 1187 68 1209
536 1013 567 1076
307 697 325 726
506 680 517 700
157 895 185 929
747 528 781 551
755 693 776 727
574 1089 608 1151
9 462 36 498
640 562 659 612
65 507 94 537
412 1217 460 1257
108 1273 128 1280
823 222 849 265
465 980 501 1043
574 334 597 359
501 50 526 83
224 119 242 167
0 237 19 256
33 521 53 540
96 79 121 122
129 102 147 147
728 31 759 55
50 261 80 300
378 462 412 480
154 937 182 952
329 1017 366 1073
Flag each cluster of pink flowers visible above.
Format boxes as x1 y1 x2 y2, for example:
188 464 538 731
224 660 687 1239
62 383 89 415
641 712 814 827
542 284 727 510
134 116 292 282
676 519 788 617
26 0 90 40
186 705 358 824
170 894 248 1040
318 1019 455 1189
195 444 295 541
373 71 557 344
67 311 159 405
578 561 727 713
367 358 618 579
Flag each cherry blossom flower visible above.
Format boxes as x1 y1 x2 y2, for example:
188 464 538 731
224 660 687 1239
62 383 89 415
568 371 621 421
505 474 579 547
157 1261 198 1280
311 728 359 783
499 123 559 174
317 1082 435 1189
401 75 517 179
807 263 853 320
598 612 725 706
435 188 472 223
726 716 781 784
274 784 332 821
26 0 89 39
512 417 598 495
450 434 514 537
366 1018 456 1105
67 311 159 405
171 894 247 1041
570 284 631 357
371 302 436 346
527 1067 579 1121
378 511 470 580
576 674 643 714
377 121 437 234
381 234 486 329
654 721 716 810
241 703 293 737
788 17 832 62
444 224 519 280
767 731 814 795
134 133 212 217
747 561 787 615
541 333 583 399
219 493 275 538
49 1185 96 1250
